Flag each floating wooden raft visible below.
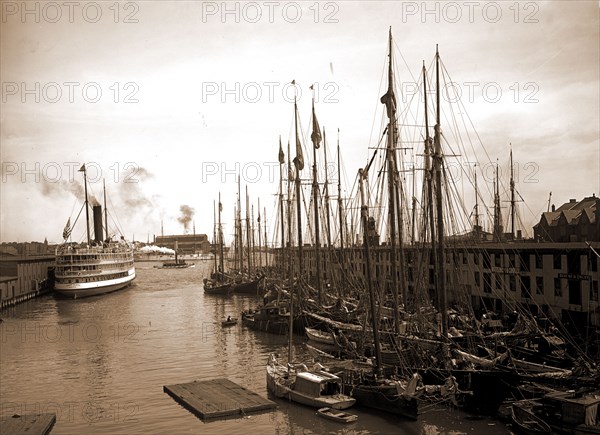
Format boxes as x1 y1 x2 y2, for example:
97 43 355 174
0 413 56 435
164 378 276 420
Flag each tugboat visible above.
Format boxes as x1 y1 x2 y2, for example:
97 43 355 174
155 242 194 269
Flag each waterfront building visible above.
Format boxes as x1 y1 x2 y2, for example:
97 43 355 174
154 234 211 254
274 241 600 334
534 196 600 242
0 255 55 307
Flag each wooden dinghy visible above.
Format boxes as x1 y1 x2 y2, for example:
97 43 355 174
221 317 238 327
317 407 358 424
511 402 551 434
305 327 336 346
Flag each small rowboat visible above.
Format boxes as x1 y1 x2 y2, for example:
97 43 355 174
221 318 238 327
306 327 336 346
317 407 358 424
511 402 551 434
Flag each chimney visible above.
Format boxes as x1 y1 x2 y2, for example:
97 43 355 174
570 199 576 203
551 204 555 212
93 205 103 243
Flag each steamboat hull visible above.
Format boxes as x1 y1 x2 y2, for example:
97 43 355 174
54 269 136 299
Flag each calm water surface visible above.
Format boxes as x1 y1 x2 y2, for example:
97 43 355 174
1 261 514 434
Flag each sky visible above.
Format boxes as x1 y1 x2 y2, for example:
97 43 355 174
1 0 599 244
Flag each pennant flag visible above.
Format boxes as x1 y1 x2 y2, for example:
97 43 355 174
62 218 71 240
293 131 304 170
310 102 322 148
78 164 86 172
287 140 294 180
219 202 223 212
278 136 285 164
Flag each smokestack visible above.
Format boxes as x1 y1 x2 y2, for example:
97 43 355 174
93 205 103 243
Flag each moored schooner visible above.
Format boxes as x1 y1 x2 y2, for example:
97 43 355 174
266 81 356 411
204 193 233 295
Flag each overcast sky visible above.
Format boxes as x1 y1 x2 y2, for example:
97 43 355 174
1 1 598 244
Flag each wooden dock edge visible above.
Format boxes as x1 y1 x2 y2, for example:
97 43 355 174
0 413 56 435
163 378 277 421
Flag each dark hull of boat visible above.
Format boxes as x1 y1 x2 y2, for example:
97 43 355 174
511 403 552 434
232 277 263 295
241 312 307 335
341 382 418 420
221 319 237 326
203 283 232 295
156 263 193 269
418 368 510 415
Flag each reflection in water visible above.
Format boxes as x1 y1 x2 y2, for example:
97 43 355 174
0 261 512 434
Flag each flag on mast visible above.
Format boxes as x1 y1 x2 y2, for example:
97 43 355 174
278 136 285 164
293 131 304 170
310 100 322 148
62 218 72 240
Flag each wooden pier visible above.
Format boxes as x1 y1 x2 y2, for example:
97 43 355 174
164 378 276 420
0 413 56 435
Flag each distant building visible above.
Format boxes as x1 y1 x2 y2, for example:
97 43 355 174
0 241 55 256
154 234 211 254
534 195 600 242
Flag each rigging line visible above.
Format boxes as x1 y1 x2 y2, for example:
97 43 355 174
437 61 493 190
367 43 391 163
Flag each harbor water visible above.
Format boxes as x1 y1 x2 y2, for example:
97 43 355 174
1 261 514 434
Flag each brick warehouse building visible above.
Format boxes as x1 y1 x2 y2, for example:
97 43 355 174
154 234 211 254
534 195 600 243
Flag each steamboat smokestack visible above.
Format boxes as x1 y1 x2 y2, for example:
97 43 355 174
93 205 103 243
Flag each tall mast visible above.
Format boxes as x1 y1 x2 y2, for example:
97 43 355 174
251 203 256 271
289 80 303 367
434 45 448 338
293 86 304 278
287 140 293 279
81 164 91 246
411 167 416 244
257 198 262 269
103 179 108 241
423 61 437 300
323 128 332 248
218 192 224 276
310 95 322 303
474 164 481 239
213 200 218 274
359 168 382 374
381 27 401 333
237 176 243 272
246 185 252 274
278 136 286 275
263 206 268 268
493 161 503 242
337 131 345 251
509 144 516 238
